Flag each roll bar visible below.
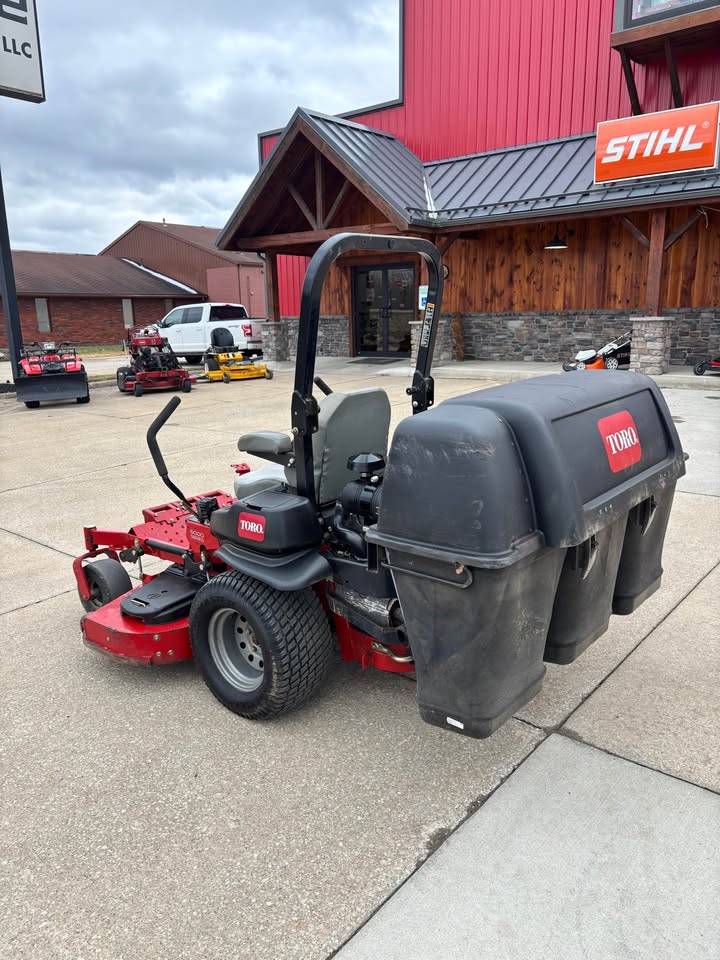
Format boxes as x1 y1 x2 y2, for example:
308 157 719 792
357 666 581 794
291 232 444 504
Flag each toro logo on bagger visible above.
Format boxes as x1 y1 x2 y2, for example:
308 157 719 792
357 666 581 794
597 411 642 473
238 512 266 542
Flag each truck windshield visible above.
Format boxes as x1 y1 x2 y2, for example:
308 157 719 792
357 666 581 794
210 306 248 321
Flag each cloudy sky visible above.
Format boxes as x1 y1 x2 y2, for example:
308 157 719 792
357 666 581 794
0 0 399 253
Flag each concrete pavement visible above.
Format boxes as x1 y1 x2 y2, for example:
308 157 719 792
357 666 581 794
1 368 718 960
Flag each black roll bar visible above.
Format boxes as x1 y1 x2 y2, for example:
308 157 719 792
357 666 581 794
291 232 443 505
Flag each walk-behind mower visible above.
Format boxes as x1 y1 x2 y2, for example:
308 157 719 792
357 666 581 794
16 340 90 408
562 331 632 371
74 234 686 738
201 326 273 383
117 325 195 397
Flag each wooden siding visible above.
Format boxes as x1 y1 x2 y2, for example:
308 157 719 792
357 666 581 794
309 208 720 318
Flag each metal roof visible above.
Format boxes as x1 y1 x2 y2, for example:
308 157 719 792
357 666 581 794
11 252 201 298
219 112 720 248
420 133 720 224
303 112 431 222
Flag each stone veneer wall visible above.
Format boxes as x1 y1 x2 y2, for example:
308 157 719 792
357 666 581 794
257 316 350 361
259 310 718 365
458 309 719 365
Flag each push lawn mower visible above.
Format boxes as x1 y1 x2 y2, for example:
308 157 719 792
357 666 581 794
562 331 631 371
693 354 720 376
75 234 685 738
18 340 90 408
201 326 273 383
117 325 195 397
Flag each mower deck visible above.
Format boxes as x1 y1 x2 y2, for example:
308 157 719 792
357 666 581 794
81 592 192 664
204 350 270 383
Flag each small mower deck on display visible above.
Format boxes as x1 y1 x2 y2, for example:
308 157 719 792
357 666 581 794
563 331 632 371
17 340 90 408
117 325 195 397
75 233 686 739
201 326 272 383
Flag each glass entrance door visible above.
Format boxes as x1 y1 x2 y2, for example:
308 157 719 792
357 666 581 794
354 264 415 357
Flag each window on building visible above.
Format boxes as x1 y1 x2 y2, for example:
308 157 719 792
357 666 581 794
122 299 134 330
182 306 204 324
35 298 50 333
620 0 719 28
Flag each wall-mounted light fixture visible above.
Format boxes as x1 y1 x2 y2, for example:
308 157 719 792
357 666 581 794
544 225 575 250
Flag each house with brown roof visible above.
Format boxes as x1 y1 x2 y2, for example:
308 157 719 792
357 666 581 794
100 220 266 317
0 251 202 349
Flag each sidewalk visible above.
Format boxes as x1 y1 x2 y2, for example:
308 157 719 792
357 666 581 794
333 392 720 960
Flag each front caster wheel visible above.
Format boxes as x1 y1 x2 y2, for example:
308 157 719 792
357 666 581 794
80 558 132 612
181 378 192 393
190 572 333 720
264 368 274 380
133 382 144 397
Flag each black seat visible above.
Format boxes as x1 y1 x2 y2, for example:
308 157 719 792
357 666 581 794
210 327 236 350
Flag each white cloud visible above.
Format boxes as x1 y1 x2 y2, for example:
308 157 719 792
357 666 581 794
0 0 400 251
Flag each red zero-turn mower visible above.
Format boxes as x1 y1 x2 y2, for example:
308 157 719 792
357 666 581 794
694 354 720 376
17 340 90 408
117 325 195 397
74 234 687 738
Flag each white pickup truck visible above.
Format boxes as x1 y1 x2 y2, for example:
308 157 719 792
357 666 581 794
155 303 264 363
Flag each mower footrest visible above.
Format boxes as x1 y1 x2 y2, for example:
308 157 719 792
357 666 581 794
120 566 203 624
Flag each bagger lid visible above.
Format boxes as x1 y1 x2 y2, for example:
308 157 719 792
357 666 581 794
441 372 685 546
368 404 544 569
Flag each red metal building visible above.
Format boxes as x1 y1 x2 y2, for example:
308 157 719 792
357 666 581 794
219 0 720 368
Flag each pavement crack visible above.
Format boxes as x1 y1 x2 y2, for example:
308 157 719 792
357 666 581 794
0 587 75 617
554 728 720 798
0 526 76 558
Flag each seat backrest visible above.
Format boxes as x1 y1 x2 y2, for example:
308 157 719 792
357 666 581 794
286 388 391 505
211 326 236 349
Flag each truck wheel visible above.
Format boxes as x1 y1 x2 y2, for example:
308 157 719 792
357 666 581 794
184 355 202 365
190 572 333 720
80 559 132 612
181 378 192 393
117 366 133 392
24 401 40 409
133 382 144 397
694 362 707 376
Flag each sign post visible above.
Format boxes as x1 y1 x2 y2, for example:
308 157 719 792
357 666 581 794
0 0 44 382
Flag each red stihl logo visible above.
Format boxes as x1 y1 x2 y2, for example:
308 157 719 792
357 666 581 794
598 411 642 473
594 102 720 183
238 512 266 541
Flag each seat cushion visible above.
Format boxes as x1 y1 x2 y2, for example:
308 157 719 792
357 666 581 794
238 431 293 457
233 463 286 500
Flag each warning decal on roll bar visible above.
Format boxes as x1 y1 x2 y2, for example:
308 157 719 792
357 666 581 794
597 410 642 473
420 303 435 348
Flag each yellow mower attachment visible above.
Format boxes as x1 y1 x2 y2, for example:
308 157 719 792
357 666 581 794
202 328 273 383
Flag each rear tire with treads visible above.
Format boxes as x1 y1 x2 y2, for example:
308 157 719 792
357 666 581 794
190 571 333 720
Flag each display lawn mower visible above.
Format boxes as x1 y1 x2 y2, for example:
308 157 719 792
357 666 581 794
117 325 195 397
201 326 273 384
693 354 720 376
563 331 631 371
17 340 90 408
75 233 685 739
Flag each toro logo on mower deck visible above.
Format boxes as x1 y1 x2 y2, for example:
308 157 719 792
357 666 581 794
238 512 266 542
597 411 642 473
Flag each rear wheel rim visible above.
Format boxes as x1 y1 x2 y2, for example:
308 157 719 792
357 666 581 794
605 357 619 369
208 608 265 692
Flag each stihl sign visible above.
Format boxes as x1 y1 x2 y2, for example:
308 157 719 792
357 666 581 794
237 512 266 542
597 411 642 473
594 102 719 183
